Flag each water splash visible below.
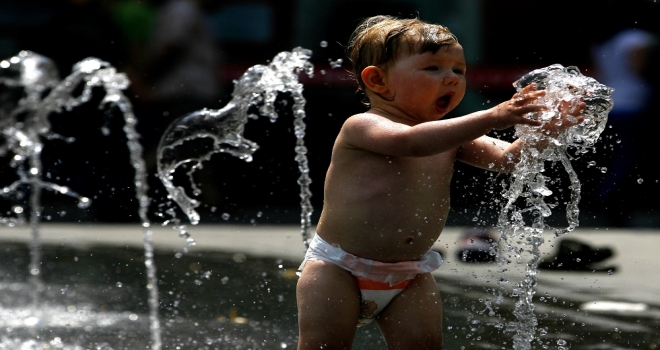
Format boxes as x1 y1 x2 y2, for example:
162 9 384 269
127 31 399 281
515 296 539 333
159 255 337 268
157 47 315 248
495 64 613 349
0 51 162 349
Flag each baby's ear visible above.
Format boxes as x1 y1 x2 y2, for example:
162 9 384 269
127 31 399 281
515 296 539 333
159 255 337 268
361 66 389 94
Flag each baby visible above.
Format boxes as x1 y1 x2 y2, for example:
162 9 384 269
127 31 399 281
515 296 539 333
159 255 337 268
296 15 584 349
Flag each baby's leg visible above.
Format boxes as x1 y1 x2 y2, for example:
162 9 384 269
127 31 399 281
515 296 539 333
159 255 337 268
296 260 360 350
375 273 443 350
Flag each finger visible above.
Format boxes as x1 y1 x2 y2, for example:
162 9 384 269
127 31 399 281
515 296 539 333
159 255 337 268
517 104 548 114
554 114 585 129
559 101 587 116
520 83 538 93
514 90 546 106
515 85 542 96
565 115 585 126
519 117 543 127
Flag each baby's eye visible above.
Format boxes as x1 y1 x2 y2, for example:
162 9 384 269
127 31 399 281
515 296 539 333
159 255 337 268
423 66 439 71
453 68 465 75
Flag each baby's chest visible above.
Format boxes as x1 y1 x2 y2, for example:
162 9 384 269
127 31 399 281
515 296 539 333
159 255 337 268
389 154 455 188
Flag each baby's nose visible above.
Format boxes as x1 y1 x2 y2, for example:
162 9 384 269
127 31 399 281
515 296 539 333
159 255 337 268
443 72 460 85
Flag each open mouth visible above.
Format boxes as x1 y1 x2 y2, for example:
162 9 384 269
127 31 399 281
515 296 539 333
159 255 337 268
436 92 454 111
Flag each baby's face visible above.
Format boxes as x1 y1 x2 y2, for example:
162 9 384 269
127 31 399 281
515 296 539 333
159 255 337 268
384 44 466 122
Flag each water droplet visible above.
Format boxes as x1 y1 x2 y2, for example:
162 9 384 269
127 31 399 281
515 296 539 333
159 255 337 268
23 316 39 327
221 213 231 220
637 178 643 184
557 339 567 346
77 197 91 209
116 282 123 288
319 40 328 48
221 276 229 284
329 58 343 68
129 314 138 321
600 167 608 173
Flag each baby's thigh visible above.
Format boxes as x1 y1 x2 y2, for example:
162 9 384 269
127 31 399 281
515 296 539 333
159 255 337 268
296 261 360 349
375 273 443 350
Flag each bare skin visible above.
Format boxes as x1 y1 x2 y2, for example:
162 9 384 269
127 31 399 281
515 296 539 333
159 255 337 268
297 43 584 350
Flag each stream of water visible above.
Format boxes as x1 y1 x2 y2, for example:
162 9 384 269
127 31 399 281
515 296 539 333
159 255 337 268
156 47 315 249
0 50 162 349
494 64 613 349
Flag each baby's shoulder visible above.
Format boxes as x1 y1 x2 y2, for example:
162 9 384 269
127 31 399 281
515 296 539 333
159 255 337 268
342 112 398 131
344 111 382 123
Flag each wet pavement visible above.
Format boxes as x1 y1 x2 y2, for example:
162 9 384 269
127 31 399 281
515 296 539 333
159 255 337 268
1 224 659 349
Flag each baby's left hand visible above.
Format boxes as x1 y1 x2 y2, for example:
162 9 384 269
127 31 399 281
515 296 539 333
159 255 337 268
540 99 586 137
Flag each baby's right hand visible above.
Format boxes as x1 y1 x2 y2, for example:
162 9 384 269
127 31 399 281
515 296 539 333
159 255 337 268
487 84 547 130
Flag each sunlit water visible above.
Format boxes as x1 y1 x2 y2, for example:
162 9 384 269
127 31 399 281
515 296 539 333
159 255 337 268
0 51 161 349
493 64 613 349
0 241 302 350
156 47 315 248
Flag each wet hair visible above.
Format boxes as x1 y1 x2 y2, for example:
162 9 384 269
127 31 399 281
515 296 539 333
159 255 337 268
347 15 459 106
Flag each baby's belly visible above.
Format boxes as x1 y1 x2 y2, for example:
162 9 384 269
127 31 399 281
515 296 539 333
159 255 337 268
318 201 450 262
339 232 442 262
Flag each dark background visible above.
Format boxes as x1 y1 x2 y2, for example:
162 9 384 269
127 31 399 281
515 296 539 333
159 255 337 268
0 0 658 228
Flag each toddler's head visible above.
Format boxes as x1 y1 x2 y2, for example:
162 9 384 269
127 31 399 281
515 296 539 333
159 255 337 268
348 16 459 104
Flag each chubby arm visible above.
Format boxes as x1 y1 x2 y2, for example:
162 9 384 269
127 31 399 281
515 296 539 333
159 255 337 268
457 136 521 173
458 91 586 173
341 85 547 157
